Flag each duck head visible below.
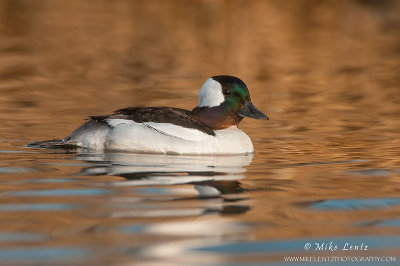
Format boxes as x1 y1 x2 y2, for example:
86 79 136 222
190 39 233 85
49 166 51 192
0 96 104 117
192 75 269 130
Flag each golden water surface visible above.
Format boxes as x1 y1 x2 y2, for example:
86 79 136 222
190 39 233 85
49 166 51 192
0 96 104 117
0 0 400 265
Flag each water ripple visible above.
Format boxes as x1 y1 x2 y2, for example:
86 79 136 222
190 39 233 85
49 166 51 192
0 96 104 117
8 188 109 197
309 198 400 210
0 203 77 211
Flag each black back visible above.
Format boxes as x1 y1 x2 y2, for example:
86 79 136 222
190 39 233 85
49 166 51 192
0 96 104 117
91 107 215 136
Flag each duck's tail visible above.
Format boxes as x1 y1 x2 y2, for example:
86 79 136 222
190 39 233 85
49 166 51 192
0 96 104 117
27 139 77 149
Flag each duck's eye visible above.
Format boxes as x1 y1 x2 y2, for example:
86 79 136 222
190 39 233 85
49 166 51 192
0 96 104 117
223 89 231 96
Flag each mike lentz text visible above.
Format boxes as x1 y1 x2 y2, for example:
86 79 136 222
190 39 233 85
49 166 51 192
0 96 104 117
313 241 368 251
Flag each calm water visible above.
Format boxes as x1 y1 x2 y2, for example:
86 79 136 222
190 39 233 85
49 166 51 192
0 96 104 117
1 0 400 265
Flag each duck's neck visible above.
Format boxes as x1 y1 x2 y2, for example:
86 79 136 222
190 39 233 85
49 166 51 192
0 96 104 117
190 105 243 130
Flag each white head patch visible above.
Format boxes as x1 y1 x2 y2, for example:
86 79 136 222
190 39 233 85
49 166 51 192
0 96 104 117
198 78 225 107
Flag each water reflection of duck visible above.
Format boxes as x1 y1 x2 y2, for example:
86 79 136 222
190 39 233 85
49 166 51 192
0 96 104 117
30 75 268 154
77 152 252 215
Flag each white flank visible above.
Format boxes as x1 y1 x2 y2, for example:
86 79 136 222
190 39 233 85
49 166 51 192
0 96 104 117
65 119 254 154
198 78 224 107
142 122 205 141
103 120 254 154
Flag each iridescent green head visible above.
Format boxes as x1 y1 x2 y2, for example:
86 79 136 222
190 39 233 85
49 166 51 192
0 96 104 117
198 75 269 120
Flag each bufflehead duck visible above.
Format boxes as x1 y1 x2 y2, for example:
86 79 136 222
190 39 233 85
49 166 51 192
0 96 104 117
30 75 269 154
